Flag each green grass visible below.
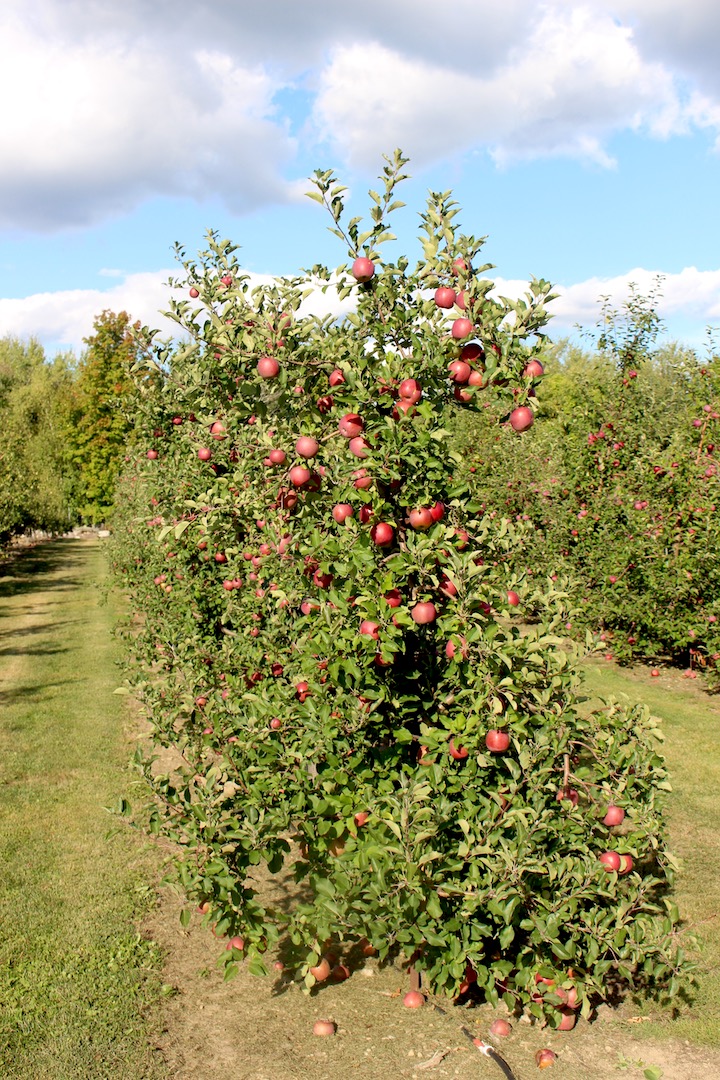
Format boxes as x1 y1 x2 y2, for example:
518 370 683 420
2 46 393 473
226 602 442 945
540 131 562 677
0 539 167 1079
581 660 720 1047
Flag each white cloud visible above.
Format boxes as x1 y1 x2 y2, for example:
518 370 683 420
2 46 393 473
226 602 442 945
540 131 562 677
1 1 720 230
310 8 681 169
1 266 718 357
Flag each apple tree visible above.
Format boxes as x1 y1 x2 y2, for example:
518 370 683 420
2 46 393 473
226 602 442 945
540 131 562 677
112 152 691 1026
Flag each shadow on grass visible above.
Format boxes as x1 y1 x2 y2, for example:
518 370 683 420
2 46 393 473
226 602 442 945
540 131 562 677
0 539 89 600
0 678 82 708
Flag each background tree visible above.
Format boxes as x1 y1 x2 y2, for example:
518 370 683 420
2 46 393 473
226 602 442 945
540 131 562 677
0 336 76 544
69 310 138 523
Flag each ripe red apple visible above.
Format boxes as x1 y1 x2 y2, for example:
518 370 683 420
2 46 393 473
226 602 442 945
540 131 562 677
602 804 625 826
451 318 473 340
352 257 375 282
507 590 520 607
509 406 534 432
309 957 331 982
599 850 621 872
398 378 422 403
486 730 510 753
225 935 244 951
353 468 372 490
359 620 380 639
651 668 660 677
257 356 279 378
448 360 472 383
296 436 319 458
338 413 364 439
332 503 354 524
384 588 402 607
403 991 425 1008
618 854 634 875
451 257 467 275
434 286 456 308
449 737 469 760
371 522 394 547
445 635 469 661
189 286 199 298
408 507 433 530
556 788 579 807
210 421 227 440
268 448 287 465
349 436 370 458
146 449 158 459
411 601 437 625
555 1008 576 1031
289 465 311 487
354 811 369 827
489 1018 512 1038
197 447 212 461
312 1019 336 1036
329 369 345 387
523 360 544 378
535 1049 557 1068
430 501 445 522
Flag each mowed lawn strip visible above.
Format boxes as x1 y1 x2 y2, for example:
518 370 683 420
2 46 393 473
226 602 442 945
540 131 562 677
581 661 720 1047
0 538 167 1080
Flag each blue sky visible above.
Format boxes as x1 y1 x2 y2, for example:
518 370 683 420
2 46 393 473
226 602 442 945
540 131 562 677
0 1 719 357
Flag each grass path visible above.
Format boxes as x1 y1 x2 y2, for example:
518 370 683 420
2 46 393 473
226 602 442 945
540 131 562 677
0 538 166 1079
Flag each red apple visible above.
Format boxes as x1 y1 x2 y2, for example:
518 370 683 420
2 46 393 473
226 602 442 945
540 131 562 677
535 1049 557 1068
332 503 354 524
312 1019 336 1036
448 360 472 383
451 318 473 340
309 957 331 982
371 522 394 547
398 378 422 403
268 448 287 465
210 421 227 440
434 286 456 308
523 360 544 378
556 788 579 807
449 737 469 760
403 991 425 1008
489 1019 512 1038
618 854 634 875
430 501 445 522
486 730 510 753
509 406 534 432
353 468 372 490
359 620 380 639
507 590 520 607
146 449 158 459
257 356 279 378
602 804 625 826
384 588 402 607
289 465 311 487
445 635 469 661
197 447 212 461
338 413 364 439
349 436 370 458
189 286 199 298
354 811 369 827
352 256 375 282
599 850 621 872
329 369 345 387
411 601 437 625
408 507 433 530
296 436 319 458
